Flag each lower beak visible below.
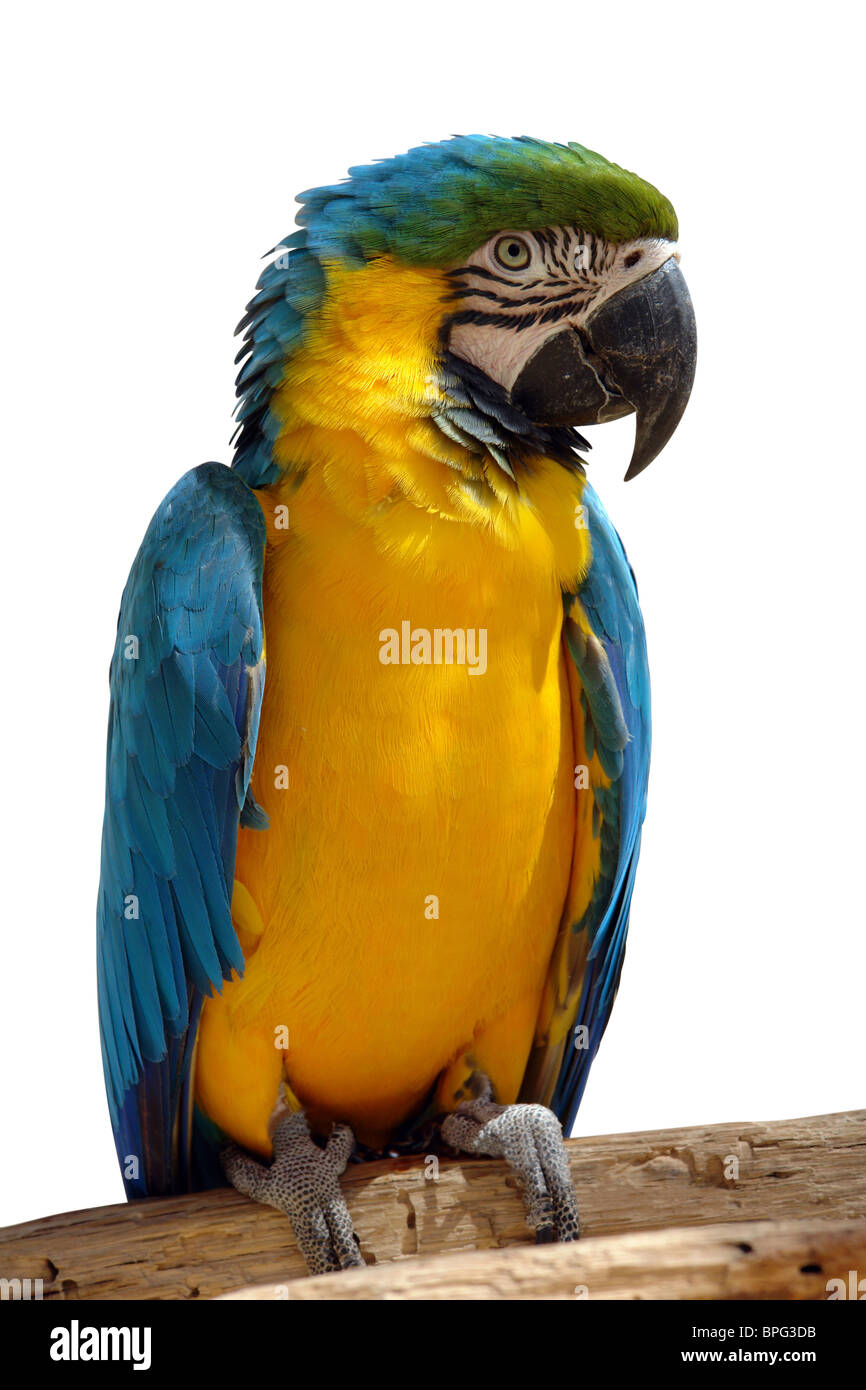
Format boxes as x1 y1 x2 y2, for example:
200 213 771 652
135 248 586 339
511 257 697 479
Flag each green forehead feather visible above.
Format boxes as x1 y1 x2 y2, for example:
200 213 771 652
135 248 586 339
296 134 678 265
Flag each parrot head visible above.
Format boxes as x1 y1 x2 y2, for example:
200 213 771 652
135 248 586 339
233 135 696 489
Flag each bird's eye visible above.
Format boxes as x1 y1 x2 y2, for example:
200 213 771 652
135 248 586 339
493 235 531 271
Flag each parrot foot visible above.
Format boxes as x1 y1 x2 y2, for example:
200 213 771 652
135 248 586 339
221 1109 365 1276
441 1079 580 1243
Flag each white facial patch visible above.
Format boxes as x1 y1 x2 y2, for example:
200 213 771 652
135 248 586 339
446 230 679 393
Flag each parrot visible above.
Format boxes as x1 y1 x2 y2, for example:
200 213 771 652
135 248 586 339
97 135 696 1275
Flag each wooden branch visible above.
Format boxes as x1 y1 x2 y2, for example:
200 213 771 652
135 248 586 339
220 1219 866 1301
1 1110 863 1301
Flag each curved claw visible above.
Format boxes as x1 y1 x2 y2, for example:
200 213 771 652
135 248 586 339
442 1089 580 1243
221 1112 365 1275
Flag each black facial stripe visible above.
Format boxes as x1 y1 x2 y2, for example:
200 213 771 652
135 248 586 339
446 295 598 333
598 241 616 272
541 229 562 263
444 308 537 331
493 284 590 309
447 276 548 299
445 286 509 304
543 281 589 304
548 235 570 275
449 283 563 309
445 265 524 288
537 297 591 325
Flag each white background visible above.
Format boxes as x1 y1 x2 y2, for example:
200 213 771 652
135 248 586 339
1 1 863 1228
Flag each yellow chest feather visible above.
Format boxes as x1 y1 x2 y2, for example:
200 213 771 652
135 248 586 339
195 257 591 1150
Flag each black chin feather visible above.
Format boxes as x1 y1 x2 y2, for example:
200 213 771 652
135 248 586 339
434 349 590 481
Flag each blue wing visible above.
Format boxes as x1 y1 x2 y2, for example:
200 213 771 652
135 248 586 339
97 463 266 1196
520 478 651 1131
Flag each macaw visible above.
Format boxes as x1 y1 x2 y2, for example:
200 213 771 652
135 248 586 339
97 135 696 1275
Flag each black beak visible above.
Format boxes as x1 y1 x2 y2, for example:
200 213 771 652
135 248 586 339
511 257 697 479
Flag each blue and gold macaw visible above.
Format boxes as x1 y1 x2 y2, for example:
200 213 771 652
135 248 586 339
98 136 695 1273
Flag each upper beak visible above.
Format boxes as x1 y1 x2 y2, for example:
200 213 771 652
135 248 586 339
511 256 697 479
